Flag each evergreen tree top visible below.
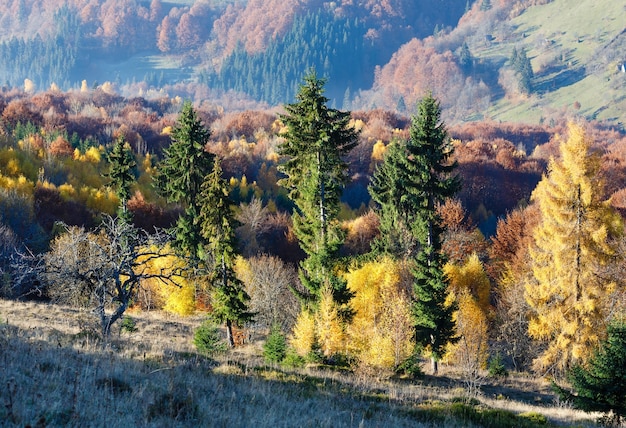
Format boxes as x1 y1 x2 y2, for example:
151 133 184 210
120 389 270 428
106 135 136 204
406 93 460 204
199 156 239 264
279 69 357 156
155 101 214 206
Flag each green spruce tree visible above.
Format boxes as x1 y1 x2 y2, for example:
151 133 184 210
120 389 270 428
278 69 359 308
406 94 460 375
369 140 419 258
199 157 253 347
510 47 533 94
155 101 214 261
554 319 626 426
106 136 137 224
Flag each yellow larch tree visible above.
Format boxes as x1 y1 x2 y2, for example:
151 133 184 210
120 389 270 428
290 309 317 357
345 258 414 371
452 291 489 383
525 123 622 374
315 286 346 357
445 253 491 315
443 253 491 369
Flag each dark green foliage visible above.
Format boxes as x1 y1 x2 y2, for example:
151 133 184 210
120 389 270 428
553 319 626 426
412 247 458 366
106 136 137 222
283 349 306 368
510 47 534 94
488 352 509 378
199 157 253 346
278 70 359 308
396 350 424 379
263 324 287 364
155 101 214 259
405 94 460 372
369 140 419 258
213 10 372 105
193 319 228 356
370 95 460 369
404 95 460 229
119 315 137 334
199 157 238 266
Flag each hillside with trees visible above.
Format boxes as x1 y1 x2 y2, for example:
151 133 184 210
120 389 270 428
0 1 625 425
0 0 621 128
0 68 624 425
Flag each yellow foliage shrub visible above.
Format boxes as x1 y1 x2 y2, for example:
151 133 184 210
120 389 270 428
345 258 414 370
84 187 118 214
290 309 316 357
445 291 489 368
73 146 102 163
315 287 345 357
0 174 34 195
162 278 196 316
348 118 365 132
444 252 492 316
6 158 20 176
138 244 195 316
233 256 253 289
58 183 76 199
371 140 387 161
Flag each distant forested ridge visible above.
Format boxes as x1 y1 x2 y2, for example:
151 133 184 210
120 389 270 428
207 9 372 106
0 0 622 126
0 0 467 102
0 5 80 89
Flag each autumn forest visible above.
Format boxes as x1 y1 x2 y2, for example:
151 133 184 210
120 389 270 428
1 0 626 427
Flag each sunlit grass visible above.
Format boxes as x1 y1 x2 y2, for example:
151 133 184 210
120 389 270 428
0 299 598 427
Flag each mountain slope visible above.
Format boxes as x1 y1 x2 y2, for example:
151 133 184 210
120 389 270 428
480 0 626 125
361 0 625 126
0 0 622 128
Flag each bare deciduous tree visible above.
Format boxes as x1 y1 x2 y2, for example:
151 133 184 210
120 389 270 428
236 198 269 257
44 216 181 338
241 255 299 332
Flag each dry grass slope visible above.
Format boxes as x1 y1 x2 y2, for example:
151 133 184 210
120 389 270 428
0 299 598 427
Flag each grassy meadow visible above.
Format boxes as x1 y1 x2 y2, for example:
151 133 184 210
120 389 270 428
0 299 601 427
472 0 626 124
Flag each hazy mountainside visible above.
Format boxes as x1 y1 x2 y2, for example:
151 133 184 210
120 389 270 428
0 0 466 101
0 0 623 127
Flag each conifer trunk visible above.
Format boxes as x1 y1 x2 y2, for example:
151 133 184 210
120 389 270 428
226 319 234 348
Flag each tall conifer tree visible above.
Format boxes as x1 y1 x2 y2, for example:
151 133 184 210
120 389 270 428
526 123 622 374
199 157 253 347
369 141 418 258
106 136 136 223
278 69 359 308
155 101 214 261
410 96 460 375
370 94 459 374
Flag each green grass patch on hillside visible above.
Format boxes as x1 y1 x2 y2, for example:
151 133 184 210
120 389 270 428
469 0 625 125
